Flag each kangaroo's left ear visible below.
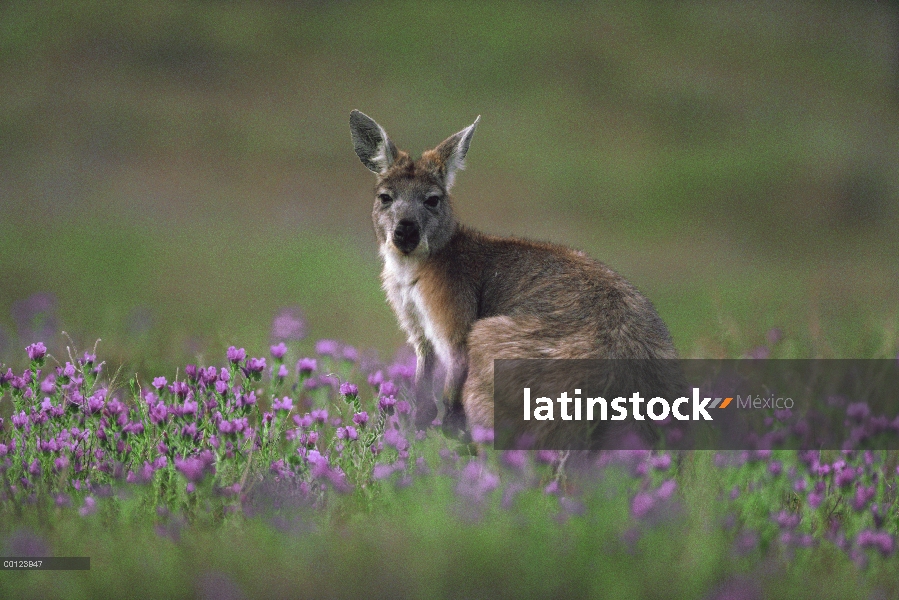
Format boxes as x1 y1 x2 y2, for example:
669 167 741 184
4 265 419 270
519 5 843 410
428 116 480 190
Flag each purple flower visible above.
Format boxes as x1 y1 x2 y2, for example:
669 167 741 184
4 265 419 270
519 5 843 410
26 342 47 362
272 396 294 412
807 490 824 509
293 414 313 428
174 457 206 482
149 403 168 425
457 462 500 502
297 358 317 374
180 422 198 440
857 530 894 556
340 382 358 397
379 381 398 397
342 346 359 362
123 421 144 436
352 412 369 427
835 465 857 488
79 496 97 517
378 395 397 413
218 418 248 437
86 393 105 414
244 357 266 374
651 454 672 470
271 306 306 341
536 450 559 465
226 346 246 364
40 375 56 394
306 449 326 466
269 343 287 360
396 400 411 415
336 426 359 441
201 366 218 385
852 485 876 511
315 339 340 357
105 397 126 416
383 427 408 450
471 426 494 444
236 391 256 408
846 402 871 421
656 479 677 500
373 463 396 480
388 358 415 381
152 376 167 390
631 492 655 519
775 510 800 530
276 364 289 378
311 409 328 424
774 408 792 421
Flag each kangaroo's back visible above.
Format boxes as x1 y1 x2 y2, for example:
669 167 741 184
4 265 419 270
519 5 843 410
349 110 678 445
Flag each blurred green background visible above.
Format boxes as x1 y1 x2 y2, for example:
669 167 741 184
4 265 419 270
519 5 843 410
1 0 897 373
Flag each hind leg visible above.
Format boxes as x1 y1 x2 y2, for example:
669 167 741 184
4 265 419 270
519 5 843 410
462 316 548 433
462 315 599 447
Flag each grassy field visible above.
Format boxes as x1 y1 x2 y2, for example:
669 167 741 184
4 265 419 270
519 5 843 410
1 1 898 598
1 0 896 369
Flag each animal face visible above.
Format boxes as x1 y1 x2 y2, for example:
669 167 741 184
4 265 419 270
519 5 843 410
371 156 456 257
350 109 479 258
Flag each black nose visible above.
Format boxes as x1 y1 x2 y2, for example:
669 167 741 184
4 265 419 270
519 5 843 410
393 219 420 254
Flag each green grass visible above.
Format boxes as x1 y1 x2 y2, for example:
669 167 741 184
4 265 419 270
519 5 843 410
0 3 898 596
1 0 896 368
0 445 890 600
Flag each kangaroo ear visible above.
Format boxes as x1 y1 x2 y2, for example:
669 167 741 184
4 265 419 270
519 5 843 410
350 110 397 175
431 116 480 189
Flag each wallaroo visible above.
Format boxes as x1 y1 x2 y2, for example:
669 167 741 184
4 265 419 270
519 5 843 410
350 110 679 446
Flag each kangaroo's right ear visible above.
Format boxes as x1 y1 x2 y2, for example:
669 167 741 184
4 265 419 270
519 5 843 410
350 110 397 175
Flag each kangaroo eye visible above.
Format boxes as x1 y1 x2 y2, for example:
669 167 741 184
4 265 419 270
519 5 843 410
424 195 440 208
378 193 393 206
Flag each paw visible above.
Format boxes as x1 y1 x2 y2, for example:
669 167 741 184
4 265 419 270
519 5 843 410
441 407 470 442
413 400 438 431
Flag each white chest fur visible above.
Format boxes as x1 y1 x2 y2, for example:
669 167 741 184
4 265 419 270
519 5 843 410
380 247 453 366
